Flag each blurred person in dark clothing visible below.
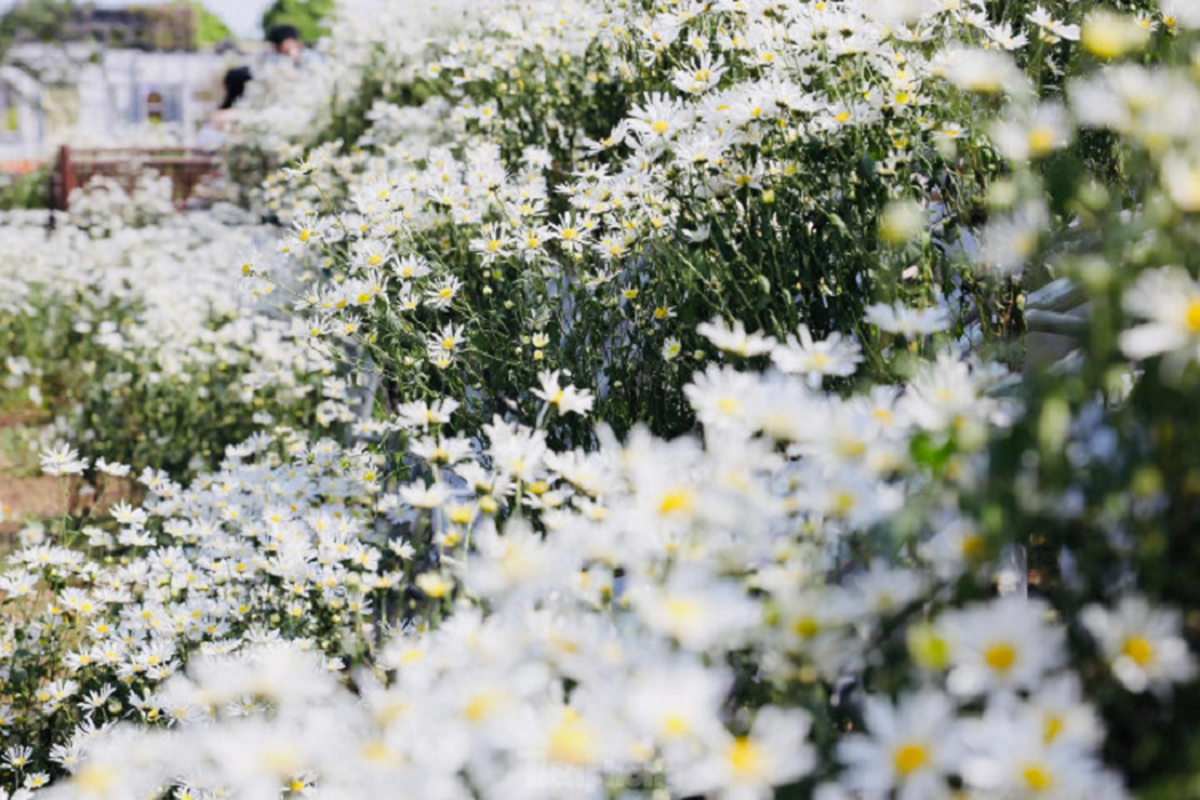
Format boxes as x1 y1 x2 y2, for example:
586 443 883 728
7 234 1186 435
197 67 253 149
267 24 320 67
220 66 253 110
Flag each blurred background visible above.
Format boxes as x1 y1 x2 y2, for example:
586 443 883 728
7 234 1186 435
0 0 335 185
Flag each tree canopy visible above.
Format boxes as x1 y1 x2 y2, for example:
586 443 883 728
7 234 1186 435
1 1 234 51
261 0 334 43
0 0 73 46
182 2 233 45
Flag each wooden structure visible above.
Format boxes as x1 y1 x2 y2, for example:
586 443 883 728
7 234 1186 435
50 145 220 211
11 6 200 52
68 6 198 52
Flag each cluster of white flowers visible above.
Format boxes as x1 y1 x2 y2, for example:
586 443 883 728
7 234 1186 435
2 427 391 781
0 207 348 471
64 173 178 237
6 331 1190 800
5 0 1200 798
227 0 1033 394
0 268 1192 797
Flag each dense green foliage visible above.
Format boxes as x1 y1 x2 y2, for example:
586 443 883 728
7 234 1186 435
260 0 334 42
185 1 233 45
0 168 48 210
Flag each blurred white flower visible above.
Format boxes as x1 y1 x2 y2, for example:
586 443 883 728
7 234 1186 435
865 302 952 337
1120 266 1200 369
1082 596 1198 694
991 102 1074 161
961 700 1109 800
943 597 1066 698
697 318 776 358
1027 6 1081 42
40 442 88 477
533 370 594 417
771 326 862 387
683 706 816 800
838 691 963 800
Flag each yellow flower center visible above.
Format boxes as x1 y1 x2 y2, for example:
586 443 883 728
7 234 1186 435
985 642 1018 673
832 490 856 516
651 120 670 135
1023 763 1054 791
658 488 693 515
793 616 820 639
1184 298 1200 333
961 534 985 559
663 714 691 737
1028 126 1056 157
547 710 597 766
893 743 928 776
839 439 866 458
665 597 701 624
75 765 118 794
727 737 765 778
716 396 743 416
1043 713 1065 743
464 691 503 722
361 741 389 761
1122 635 1155 666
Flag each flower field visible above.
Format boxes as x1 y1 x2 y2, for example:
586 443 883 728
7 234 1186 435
4 0 1200 798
